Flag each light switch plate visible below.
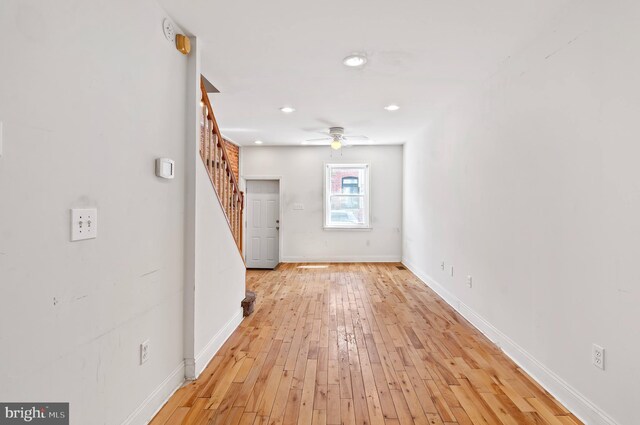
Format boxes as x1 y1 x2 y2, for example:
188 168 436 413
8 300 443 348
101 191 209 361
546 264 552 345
293 203 304 210
71 208 98 241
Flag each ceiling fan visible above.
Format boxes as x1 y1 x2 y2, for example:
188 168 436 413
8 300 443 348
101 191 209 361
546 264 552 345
304 127 369 150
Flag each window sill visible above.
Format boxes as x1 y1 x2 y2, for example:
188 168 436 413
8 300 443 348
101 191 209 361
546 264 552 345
323 226 372 231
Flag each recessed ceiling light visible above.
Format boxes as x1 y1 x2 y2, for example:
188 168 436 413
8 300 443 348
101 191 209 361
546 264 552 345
254 140 263 144
384 104 400 111
280 106 295 113
343 54 367 68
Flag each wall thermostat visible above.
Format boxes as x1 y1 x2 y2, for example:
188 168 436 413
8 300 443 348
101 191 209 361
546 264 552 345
155 158 175 179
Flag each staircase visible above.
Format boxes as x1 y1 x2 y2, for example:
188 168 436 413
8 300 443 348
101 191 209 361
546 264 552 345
199 76 244 256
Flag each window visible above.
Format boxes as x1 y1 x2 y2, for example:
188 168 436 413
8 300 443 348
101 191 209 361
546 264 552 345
324 163 370 229
341 177 359 193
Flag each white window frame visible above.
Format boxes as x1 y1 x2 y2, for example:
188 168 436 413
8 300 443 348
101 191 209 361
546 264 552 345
324 163 371 230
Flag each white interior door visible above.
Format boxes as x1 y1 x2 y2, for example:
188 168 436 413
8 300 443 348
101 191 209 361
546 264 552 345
246 180 280 269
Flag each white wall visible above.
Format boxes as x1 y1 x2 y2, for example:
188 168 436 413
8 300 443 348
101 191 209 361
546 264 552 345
193 164 245 375
0 1 245 424
403 2 639 424
242 145 403 262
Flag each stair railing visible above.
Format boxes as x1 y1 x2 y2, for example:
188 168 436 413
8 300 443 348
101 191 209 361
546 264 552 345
199 76 244 256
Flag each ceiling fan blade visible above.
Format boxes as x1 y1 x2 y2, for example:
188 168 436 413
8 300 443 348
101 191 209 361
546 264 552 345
305 137 331 142
343 135 369 141
303 140 331 146
301 127 331 134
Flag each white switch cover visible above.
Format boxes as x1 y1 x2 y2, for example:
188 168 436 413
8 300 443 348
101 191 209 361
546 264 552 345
71 208 98 241
293 203 304 210
466 275 473 288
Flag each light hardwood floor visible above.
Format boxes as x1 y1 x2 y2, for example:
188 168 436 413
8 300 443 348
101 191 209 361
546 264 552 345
150 263 582 425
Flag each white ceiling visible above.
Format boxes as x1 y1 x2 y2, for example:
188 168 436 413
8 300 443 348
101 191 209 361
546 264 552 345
158 0 570 146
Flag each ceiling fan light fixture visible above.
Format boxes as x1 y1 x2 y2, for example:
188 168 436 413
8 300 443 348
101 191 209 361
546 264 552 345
384 104 400 111
330 139 342 150
343 54 367 68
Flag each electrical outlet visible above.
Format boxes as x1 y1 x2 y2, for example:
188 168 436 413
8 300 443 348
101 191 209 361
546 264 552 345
466 275 473 288
592 344 604 370
441 261 445 271
71 208 98 241
450 266 454 277
140 340 150 365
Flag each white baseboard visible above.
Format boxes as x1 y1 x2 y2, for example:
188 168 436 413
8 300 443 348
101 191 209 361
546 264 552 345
281 255 401 263
122 310 243 425
192 308 244 378
120 361 185 425
402 259 618 425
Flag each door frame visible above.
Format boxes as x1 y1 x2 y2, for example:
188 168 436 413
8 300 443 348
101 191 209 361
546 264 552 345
242 176 283 266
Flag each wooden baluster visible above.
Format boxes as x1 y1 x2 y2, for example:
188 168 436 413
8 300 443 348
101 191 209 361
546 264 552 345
209 121 214 176
237 195 241 245
234 191 238 240
220 163 225 211
201 114 206 160
230 173 234 222
216 140 222 196
227 170 232 219
236 190 242 245
234 194 237 241
212 133 220 192
230 190 235 233
229 176 233 222
209 126 215 177
229 190 233 232
204 117 209 173
207 119 213 174
237 194 240 242
216 139 224 197
239 194 243 250
228 171 233 220
229 173 234 221
224 166 229 215
212 133 218 192
209 121 216 177
202 114 209 165
200 103 205 155
231 191 236 237
208 118 213 171
228 172 232 218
